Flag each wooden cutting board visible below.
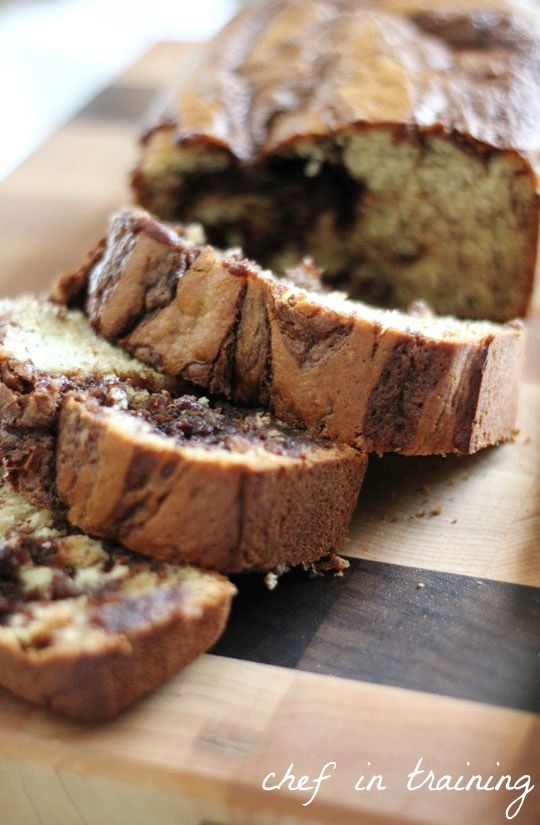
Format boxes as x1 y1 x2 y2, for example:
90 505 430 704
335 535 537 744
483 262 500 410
0 43 539 825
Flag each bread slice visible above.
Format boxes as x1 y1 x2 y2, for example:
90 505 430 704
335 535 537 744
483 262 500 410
59 209 525 457
1 295 365 572
0 477 234 721
0 295 169 429
55 389 365 573
132 0 540 322
0 296 169 507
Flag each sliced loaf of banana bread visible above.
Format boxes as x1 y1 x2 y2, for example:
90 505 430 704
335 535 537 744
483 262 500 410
1 296 365 572
132 0 540 321
59 209 524 457
0 477 234 721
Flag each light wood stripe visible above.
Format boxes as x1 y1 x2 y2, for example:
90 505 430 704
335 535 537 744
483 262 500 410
0 191 116 296
117 42 198 90
0 120 136 202
346 382 540 588
75 86 157 122
0 119 134 295
0 655 538 825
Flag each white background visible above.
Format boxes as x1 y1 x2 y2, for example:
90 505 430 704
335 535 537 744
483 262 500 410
0 0 237 180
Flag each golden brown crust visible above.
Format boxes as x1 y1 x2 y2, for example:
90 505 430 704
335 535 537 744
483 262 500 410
132 0 540 321
0 480 235 721
140 0 540 166
0 587 232 722
78 210 525 456
51 236 107 309
56 393 367 574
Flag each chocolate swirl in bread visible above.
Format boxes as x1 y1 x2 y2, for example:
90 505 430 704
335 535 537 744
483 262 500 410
0 478 234 721
1 295 365 573
132 0 540 321
58 209 524 457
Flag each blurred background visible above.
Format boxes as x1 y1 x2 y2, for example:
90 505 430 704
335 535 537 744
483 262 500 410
0 0 239 180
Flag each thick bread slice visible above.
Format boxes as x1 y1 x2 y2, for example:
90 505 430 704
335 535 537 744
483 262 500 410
62 209 525 456
56 391 366 573
0 296 170 506
132 0 540 321
0 478 234 721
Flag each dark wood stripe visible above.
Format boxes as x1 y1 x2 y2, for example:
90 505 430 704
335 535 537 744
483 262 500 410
212 559 540 713
74 86 156 122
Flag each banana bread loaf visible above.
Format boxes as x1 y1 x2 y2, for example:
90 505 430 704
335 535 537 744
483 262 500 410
61 208 524 457
0 477 234 721
132 0 540 321
56 390 365 573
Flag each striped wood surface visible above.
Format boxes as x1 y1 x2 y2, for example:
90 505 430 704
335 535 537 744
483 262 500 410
0 43 538 825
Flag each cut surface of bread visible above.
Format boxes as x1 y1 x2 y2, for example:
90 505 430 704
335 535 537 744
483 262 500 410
0 296 169 506
0 478 235 721
0 296 168 429
132 0 540 321
62 209 525 457
56 390 366 573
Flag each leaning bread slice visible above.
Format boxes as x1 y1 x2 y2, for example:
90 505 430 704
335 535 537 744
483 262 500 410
0 477 234 721
56 390 366 573
60 209 525 456
0 296 170 506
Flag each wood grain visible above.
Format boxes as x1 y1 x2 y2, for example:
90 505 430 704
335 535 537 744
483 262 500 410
347 382 540 587
0 655 538 825
0 42 539 825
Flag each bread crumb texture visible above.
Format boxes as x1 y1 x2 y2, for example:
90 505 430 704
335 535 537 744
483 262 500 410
0 479 233 660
